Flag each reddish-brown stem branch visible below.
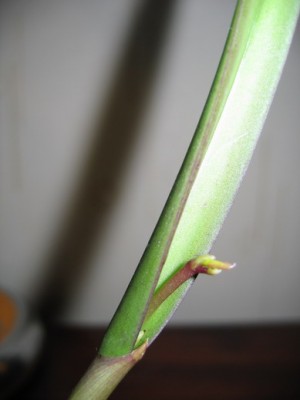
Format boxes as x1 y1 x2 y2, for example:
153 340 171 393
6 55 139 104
145 256 235 321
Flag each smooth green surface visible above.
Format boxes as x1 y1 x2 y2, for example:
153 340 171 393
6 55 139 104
100 0 300 357
70 343 146 400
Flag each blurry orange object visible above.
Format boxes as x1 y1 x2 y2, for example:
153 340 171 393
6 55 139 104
0 290 18 343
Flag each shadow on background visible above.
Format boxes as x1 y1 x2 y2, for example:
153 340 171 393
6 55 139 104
35 0 176 320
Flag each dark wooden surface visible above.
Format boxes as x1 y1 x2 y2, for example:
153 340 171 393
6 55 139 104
13 324 300 399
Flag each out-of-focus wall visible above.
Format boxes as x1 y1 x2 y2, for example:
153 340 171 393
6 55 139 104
0 0 299 325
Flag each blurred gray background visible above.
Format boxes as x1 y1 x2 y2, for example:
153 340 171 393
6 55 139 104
0 0 299 325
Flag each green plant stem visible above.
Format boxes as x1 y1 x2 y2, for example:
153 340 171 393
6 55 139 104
70 1 299 399
99 0 258 358
100 0 300 358
70 342 147 400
